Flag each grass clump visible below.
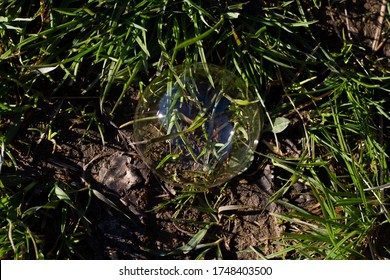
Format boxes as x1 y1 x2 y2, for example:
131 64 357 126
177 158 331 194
1 0 389 259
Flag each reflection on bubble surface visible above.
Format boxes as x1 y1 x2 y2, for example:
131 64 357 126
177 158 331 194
134 64 263 188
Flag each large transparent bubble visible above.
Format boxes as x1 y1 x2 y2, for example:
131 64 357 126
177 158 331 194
133 63 263 188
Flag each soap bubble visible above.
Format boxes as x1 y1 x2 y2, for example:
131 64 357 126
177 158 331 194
133 63 263 188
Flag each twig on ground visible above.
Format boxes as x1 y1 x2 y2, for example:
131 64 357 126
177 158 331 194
372 0 388 52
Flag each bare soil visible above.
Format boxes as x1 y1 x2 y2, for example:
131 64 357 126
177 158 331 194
14 95 310 259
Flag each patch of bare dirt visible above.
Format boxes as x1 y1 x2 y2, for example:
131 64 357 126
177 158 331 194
12 99 294 259
310 0 390 60
84 128 289 259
